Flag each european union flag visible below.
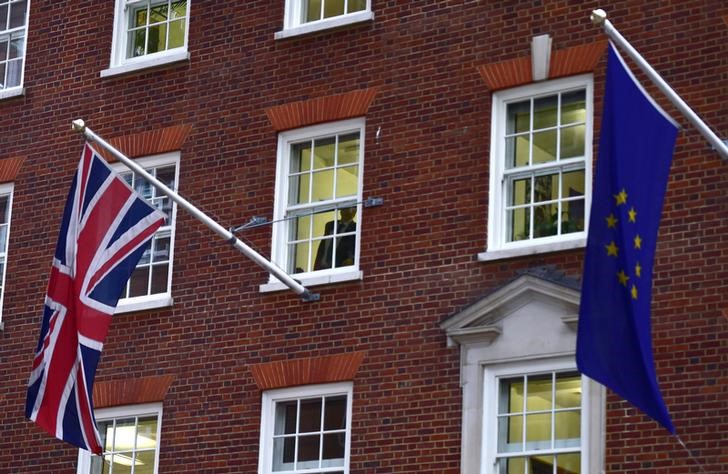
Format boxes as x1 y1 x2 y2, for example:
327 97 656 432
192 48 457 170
577 44 678 433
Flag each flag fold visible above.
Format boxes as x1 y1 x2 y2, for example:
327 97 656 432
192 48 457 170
26 143 165 453
577 43 678 433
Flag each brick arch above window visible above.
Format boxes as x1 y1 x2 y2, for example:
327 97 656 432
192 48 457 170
265 88 379 132
92 375 175 408
0 156 25 183
477 41 607 91
250 351 365 390
96 124 193 162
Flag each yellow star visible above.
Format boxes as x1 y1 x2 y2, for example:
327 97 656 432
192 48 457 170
605 241 619 257
631 284 638 300
635 262 642 277
617 270 630 287
628 207 637 222
634 234 642 249
614 189 628 206
605 213 618 228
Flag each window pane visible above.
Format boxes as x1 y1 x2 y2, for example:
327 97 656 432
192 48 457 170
505 135 529 169
497 457 525 474
530 455 555 473
0 225 7 252
508 177 531 207
324 0 345 18
337 133 359 165
0 63 5 88
313 137 336 170
147 23 167 54
304 0 322 22
562 199 584 234
555 374 581 408
0 38 7 61
5 58 20 87
297 434 320 462
128 29 146 58
113 419 137 451
137 417 158 446
289 173 310 205
526 374 552 412
561 124 585 159
507 100 530 134
534 174 557 203
497 415 522 453
111 459 132 474
0 6 7 30
9 0 26 29
299 398 323 433
134 450 156 474
156 165 176 190
128 266 150 297
149 3 168 23
168 19 185 49
150 263 168 294
102 421 114 452
292 214 311 241
312 210 336 239
324 396 347 430
274 401 298 435
335 166 358 198
561 170 584 198
533 204 558 238
132 5 148 27
532 130 557 164
311 169 334 201
152 236 170 262
349 0 366 13
561 90 586 124
533 95 558 129
291 241 311 273
507 208 530 242
525 413 551 446
101 455 112 474
9 36 23 59
171 0 187 19
556 453 581 473
554 410 580 445
138 246 151 266
322 433 345 463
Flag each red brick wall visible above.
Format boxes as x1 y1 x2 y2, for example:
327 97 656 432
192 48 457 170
0 1 726 472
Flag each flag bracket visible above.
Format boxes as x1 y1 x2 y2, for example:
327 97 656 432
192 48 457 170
71 119 320 303
591 9 728 161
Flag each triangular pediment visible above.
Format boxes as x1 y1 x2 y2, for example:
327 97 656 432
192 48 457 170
441 273 580 348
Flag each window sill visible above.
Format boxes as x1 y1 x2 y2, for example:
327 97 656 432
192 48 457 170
115 294 173 314
259 269 362 293
0 86 24 100
274 11 374 40
100 50 190 78
478 237 586 262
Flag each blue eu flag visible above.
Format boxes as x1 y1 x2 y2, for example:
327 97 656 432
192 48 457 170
577 44 678 433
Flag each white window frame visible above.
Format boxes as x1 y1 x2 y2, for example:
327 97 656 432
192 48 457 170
258 382 353 474
102 0 191 78
261 118 364 293
275 0 373 40
0 182 12 328
112 152 179 313
480 74 593 262
0 0 31 99
77 402 163 474
482 357 590 474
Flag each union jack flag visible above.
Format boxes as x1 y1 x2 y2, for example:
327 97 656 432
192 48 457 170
26 143 165 453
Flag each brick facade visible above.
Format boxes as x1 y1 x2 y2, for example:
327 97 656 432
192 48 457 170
0 1 726 473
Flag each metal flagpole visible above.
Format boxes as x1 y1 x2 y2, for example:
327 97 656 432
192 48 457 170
591 9 728 161
71 119 320 302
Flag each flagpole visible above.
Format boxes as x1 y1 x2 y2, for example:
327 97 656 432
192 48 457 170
71 119 320 302
591 9 728 161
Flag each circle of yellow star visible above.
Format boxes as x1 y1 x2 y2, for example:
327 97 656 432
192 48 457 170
628 207 637 222
606 213 618 228
614 189 628 206
605 241 619 257
634 234 642 249
635 262 642 277
631 284 638 299
617 270 630 287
